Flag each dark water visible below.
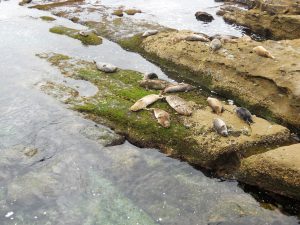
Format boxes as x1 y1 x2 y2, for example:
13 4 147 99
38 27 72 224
0 0 299 224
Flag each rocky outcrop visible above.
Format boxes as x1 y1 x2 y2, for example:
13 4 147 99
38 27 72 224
218 0 300 40
236 143 300 200
120 30 300 133
220 7 300 39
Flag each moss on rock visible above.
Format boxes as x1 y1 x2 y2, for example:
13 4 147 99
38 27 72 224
40 16 56 21
49 26 102 45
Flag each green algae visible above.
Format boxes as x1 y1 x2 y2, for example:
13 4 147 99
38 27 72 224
40 53 197 156
40 16 56 21
49 26 102 46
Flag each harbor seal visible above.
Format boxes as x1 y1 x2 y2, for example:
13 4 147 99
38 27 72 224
235 107 254 124
151 108 171 128
139 79 171 90
94 60 117 73
210 39 222 52
144 72 158 80
130 94 162 111
163 83 195 93
213 118 228 137
185 34 210 42
165 95 192 116
207 97 224 114
253 46 275 59
142 30 158 37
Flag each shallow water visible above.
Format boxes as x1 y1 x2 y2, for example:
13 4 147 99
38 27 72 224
101 0 244 36
0 1 299 224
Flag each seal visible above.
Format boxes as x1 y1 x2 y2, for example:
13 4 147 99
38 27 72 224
165 95 192 116
207 97 224 114
93 60 117 73
213 118 228 137
130 94 162 111
210 39 222 52
163 83 195 93
142 30 158 37
144 72 158 80
185 34 210 42
149 108 171 128
253 46 275 59
139 79 171 90
235 107 254 124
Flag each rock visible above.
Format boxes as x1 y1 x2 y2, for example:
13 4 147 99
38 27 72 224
221 7 300 40
112 9 124 17
23 147 38 157
135 30 300 132
94 61 117 73
195 11 214 22
19 0 31 5
124 9 142 16
236 144 300 200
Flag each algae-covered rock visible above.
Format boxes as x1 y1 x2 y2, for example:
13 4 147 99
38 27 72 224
236 143 300 200
119 30 300 133
49 26 102 45
37 53 292 172
40 16 56 21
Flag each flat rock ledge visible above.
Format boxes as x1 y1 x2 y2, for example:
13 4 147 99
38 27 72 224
120 30 300 132
236 143 300 200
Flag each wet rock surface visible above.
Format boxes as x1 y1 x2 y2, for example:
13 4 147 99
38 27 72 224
236 144 300 200
195 11 215 22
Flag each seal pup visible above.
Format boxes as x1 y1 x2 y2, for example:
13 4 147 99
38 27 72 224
142 30 158 37
93 60 117 73
185 34 210 42
139 79 171 90
144 72 158 80
130 94 162 111
163 83 195 93
207 97 224 114
213 118 228 137
147 108 171 128
165 95 192 116
253 46 275 59
235 107 254 125
210 39 222 52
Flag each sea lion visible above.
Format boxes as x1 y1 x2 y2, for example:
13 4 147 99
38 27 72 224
93 61 117 73
213 118 228 137
142 30 158 37
151 108 171 128
130 94 162 111
165 95 192 116
235 107 254 124
253 46 275 59
207 97 224 114
185 34 210 42
163 83 195 93
139 79 171 90
144 72 158 80
210 39 222 52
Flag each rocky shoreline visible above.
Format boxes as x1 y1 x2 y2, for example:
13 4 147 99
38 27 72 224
22 0 300 205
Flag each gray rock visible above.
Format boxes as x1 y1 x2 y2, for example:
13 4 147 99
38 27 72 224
94 61 117 73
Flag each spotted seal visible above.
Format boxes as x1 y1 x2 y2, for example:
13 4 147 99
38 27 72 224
253 46 275 59
130 94 162 111
207 97 224 114
235 107 254 124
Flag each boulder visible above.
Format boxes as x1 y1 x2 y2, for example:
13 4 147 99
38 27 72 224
236 144 300 200
195 11 214 22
